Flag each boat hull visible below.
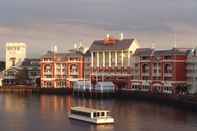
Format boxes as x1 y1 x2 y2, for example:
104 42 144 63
69 114 114 124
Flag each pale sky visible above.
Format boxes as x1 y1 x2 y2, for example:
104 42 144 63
0 0 197 60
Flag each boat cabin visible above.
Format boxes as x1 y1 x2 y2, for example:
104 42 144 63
70 107 110 119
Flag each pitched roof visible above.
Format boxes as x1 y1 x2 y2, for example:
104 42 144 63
134 48 154 56
89 39 135 51
21 58 40 66
41 50 83 60
134 48 191 57
84 50 91 57
153 48 191 56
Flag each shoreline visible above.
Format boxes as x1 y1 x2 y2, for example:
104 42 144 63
0 86 197 111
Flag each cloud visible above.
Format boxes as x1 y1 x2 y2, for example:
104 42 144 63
0 0 197 60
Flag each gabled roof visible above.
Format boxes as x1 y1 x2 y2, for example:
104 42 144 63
21 58 40 66
134 48 154 56
89 39 135 51
154 48 191 56
134 48 191 57
41 50 84 60
84 50 91 57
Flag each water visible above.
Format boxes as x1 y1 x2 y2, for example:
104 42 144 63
0 94 197 131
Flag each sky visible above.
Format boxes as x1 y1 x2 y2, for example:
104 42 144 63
0 0 197 60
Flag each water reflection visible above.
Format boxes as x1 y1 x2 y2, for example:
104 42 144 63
40 95 67 112
0 94 196 131
1 94 28 113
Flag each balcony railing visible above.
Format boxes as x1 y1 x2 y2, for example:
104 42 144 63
44 71 52 75
70 72 79 75
164 73 173 77
141 73 149 76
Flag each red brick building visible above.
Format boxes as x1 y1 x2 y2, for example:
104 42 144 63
40 50 84 88
130 48 190 94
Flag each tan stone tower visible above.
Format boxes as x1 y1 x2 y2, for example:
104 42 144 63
5 42 26 69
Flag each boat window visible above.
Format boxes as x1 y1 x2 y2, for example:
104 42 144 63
101 112 105 116
93 112 97 118
71 110 91 118
97 112 100 117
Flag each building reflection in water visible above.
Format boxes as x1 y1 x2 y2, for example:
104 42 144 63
3 94 27 113
40 95 112 113
40 95 70 113
0 94 196 131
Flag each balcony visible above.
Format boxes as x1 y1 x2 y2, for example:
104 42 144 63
4 76 15 79
70 72 79 76
41 60 53 63
152 73 161 76
141 72 149 76
44 71 52 75
164 73 173 77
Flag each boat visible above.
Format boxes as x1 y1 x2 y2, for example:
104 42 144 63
68 106 114 124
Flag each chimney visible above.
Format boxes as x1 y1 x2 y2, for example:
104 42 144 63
79 41 82 47
151 43 155 49
106 33 110 40
120 33 124 40
54 45 58 53
74 43 77 49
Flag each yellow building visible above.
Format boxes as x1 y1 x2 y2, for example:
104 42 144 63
6 42 26 69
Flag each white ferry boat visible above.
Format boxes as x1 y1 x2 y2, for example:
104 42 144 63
68 107 114 124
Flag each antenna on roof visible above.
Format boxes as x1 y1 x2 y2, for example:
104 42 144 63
151 42 155 49
106 33 110 40
50 44 53 52
174 32 177 48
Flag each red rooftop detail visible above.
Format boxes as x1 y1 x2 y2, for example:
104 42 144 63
104 35 118 45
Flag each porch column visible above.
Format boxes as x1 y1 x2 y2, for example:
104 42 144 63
121 50 124 67
115 51 118 66
128 50 130 66
91 52 93 67
109 51 111 67
103 51 105 67
97 52 99 67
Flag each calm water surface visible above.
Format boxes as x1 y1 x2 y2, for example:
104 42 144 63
0 93 197 131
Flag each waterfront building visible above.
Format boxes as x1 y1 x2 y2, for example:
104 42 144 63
84 50 91 80
186 47 197 94
89 34 140 88
130 48 190 94
40 49 84 88
0 61 5 72
21 58 40 86
2 66 27 85
0 72 2 87
5 43 26 69
2 58 40 86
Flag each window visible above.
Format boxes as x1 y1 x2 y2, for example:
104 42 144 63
164 64 172 73
93 113 97 118
71 110 91 118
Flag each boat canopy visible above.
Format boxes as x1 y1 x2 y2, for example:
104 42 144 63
71 107 109 113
